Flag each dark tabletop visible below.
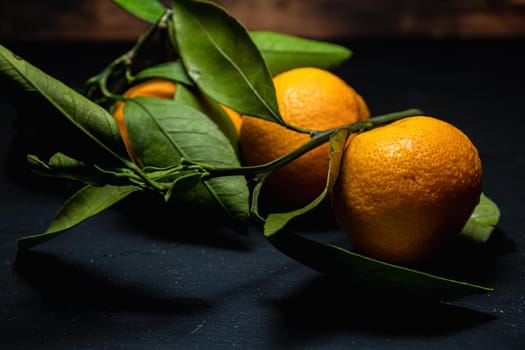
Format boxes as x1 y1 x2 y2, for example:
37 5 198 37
1 39 524 349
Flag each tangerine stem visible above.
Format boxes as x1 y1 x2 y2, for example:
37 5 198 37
206 108 423 179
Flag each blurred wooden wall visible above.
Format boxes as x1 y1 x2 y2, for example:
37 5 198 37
1 0 525 41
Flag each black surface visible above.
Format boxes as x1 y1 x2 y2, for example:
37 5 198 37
1 39 524 349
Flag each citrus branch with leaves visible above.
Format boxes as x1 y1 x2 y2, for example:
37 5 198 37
0 0 500 299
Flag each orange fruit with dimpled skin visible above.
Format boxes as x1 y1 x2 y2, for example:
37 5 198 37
239 67 370 208
331 116 483 264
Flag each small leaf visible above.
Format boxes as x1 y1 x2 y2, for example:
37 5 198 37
112 0 166 23
263 129 349 236
170 0 282 123
162 169 207 201
134 61 193 85
267 231 493 299
17 185 140 249
28 153 146 187
28 153 97 184
250 31 352 76
460 193 501 243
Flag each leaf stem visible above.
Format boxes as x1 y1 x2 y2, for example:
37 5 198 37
84 10 172 101
82 11 176 192
126 162 166 191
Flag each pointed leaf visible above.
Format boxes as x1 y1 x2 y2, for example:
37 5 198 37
124 97 240 168
112 0 166 23
268 231 493 299
115 1 351 77
27 153 100 185
17 185 140 249
28 153 147 187
250 31 352 76
170 0 282 123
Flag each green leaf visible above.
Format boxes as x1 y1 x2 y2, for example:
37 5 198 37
27 153 148 187
267 231 493 299
460 193 501 243
27 153 101 185
162 169 207 201
263 129 349 235
250 31 352 76
17 185 140 249
174 82 202 107
123 97 238 167
121 1 351 77
124 97 249 222
112 0 166 23
174 84 239 148
134 61 193 85
170 0 282 123
0 44 128 164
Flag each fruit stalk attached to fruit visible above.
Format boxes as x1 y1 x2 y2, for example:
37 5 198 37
0 0 499 298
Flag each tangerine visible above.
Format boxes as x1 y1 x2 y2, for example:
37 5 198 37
332 116 483 264
239 67 370 208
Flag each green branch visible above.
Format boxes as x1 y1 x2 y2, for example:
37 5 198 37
206 108 423 179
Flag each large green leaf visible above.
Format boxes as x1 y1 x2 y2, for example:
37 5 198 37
124 97 249 222
0 44 127 164
123 97 238 167
112 0 166 23
250 31 352 76
174 83 239 148
267 231 493 299
17 185 140 249
170 0 282 123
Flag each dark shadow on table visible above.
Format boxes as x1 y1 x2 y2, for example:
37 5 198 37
14 249 211 314
4 138 255 254
268 275 497 346
6 249 212 349
266 228 514 346
415 228 515 284
111 190 256 252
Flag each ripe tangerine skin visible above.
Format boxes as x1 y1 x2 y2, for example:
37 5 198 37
332 116 483 264
239 67 370 207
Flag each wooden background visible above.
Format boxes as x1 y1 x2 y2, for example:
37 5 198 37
1 0 525 41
